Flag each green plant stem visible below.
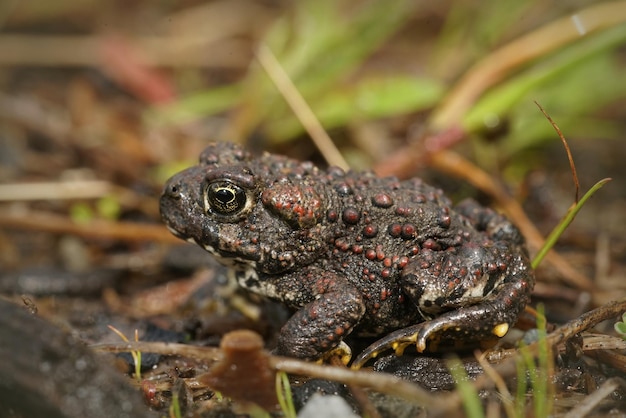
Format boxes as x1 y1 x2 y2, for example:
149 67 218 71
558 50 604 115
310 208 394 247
532 178 611 268
275 371 296 418
535 305 553 418
448 357 485 418
515 351 528 417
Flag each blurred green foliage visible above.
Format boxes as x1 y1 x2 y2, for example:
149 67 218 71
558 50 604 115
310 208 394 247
467 22 626 160
148 0 626 166
149 0 443 141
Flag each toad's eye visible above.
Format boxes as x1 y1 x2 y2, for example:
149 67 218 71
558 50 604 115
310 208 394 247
205 181 247 215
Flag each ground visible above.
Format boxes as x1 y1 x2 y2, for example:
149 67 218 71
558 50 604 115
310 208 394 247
0 1 625 417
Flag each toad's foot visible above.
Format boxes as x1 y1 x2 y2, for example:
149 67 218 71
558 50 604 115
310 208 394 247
351 323 427 369
319 341 352 365
351 313 511 369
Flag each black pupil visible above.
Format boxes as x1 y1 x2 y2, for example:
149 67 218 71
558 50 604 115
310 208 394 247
215 188 234 204
208 182 246 214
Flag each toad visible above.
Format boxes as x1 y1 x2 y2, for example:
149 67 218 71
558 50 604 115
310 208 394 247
160 142 534 364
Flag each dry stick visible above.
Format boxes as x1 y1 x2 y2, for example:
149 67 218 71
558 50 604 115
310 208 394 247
255 43 349 171
92 341 221 361
545 298 626 348
0 210 180 244
562 377 626 418
271 357 450 411
0 181 112 201
583 334 626 351
436 298 626 415
95 298 626 415
430 150 594 290
590 349 626 375
430 1 626 128
94 341 448 411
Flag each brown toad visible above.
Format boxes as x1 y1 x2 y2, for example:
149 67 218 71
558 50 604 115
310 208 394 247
160 142 534 363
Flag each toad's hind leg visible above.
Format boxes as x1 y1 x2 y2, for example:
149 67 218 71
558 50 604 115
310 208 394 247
352 243 534 368
352 272 532 368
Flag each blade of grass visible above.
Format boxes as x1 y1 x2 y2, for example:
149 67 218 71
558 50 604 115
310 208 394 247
520 344 538 416
169 392 181 418
532 177 612 269
447 357 485 418
534 304 554 418
107 325 142 381
535 102 580 202
515 347 528 417
275 371 296 418
515 305 553 418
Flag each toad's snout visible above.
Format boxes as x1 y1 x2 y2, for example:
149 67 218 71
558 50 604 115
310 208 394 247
160 167 206 240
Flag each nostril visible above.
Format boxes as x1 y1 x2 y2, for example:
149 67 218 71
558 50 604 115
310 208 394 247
165 182 181 199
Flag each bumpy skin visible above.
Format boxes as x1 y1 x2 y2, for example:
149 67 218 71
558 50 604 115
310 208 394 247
160 142 534 360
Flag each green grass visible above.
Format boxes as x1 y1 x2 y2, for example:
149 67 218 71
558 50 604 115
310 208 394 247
275 371 296 418
531 177 611 269
516 305 553 418
169 391 182 418
447 305 554 418
448 357 486 418
147 0 626 177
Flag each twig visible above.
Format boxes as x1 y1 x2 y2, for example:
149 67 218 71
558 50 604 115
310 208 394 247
562 377 626 418
255 43 349 170
94 340 449 412
92 341 221 361
0 209 180 243
545 298 626 347
0 181 111 201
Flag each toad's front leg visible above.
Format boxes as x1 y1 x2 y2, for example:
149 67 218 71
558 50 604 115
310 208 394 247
272 270 366 360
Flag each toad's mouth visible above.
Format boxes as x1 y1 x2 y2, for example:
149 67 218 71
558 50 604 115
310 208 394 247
195 239 259 269
165 224 186 239
164 217 262 268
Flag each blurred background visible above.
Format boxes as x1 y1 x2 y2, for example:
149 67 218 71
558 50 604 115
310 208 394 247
0 1 625 415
